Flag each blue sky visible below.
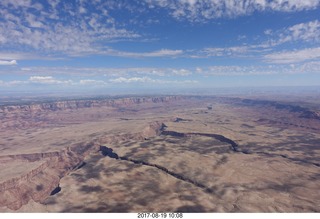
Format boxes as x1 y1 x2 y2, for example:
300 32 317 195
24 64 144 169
0 0 320 94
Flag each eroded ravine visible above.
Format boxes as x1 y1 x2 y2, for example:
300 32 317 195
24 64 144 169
99 146 214 193
161 130 239 152
98 128 319 199
2 120 318 211
162 130 320 167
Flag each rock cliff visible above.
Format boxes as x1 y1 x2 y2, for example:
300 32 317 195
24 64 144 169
0 120 166 210
238 98 320 120
0 141 99 210
0 96 182 114
0 96 184 130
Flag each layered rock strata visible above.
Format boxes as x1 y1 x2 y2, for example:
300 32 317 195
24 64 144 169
0 121 167 210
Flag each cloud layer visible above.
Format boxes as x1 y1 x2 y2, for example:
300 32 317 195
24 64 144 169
145 0 320 21
1 0 319 58
1 1 320 91
0 0 139 55
264 47 320 63
0 60 17 65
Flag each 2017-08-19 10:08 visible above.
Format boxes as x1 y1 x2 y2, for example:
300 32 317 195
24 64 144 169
137 213 183 218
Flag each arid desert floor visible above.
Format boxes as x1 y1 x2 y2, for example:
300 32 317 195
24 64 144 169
0 95 319 212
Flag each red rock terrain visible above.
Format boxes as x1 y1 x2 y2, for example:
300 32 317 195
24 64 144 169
0 141 99 210
0 95 319 212
0 95 174 211
0 96 183 129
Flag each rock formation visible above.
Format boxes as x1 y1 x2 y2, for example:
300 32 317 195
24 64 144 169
0 96 182 115
0 119 167 210
0 141 99 210
1 95 319 212
0 96 183 130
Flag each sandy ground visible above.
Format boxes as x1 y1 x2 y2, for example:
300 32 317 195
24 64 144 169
0 96 319 212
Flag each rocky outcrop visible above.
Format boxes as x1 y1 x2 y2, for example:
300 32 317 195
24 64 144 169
0 96 184 130
97 121 167 144
238 98 320 120
0 96 183 114
161 131 239 152
141 121 166 138
0 141 99 210
0 120 167 210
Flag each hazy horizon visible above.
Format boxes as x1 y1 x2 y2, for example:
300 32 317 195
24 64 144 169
1 85 320 106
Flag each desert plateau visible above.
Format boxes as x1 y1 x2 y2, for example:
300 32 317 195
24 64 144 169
0 94 319 213
2 0 320 215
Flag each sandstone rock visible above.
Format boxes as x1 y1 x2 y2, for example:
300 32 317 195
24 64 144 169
142 121 166 138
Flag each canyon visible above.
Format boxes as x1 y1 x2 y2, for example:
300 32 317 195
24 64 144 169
0 95 319 212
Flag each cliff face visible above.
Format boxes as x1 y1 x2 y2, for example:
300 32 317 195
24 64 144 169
0 96 182 114
0 141 100 210
96 121 166 145
0 121 166 211
141 121 166 138
0 96 183 130
239 98 320 120
0 96 178 210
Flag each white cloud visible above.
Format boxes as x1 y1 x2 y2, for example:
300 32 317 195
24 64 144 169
197 65 277 75
1 77 109 87
196 62 320 75
0 80 28 86
103 49 183 58
0 1 140 55
1 0 318 62
145 0 320 21
0 48 183 60
1 0 33 8
200 46 250 57
103 67 190 76
4 66 192 78
171 69 191 76
25 13 44 28
21 67 31 71
276 20 320 44
79 79 107 85
0 59 17 65
296 61 320 74
269 0 319 11
289 20 320 42
264 47 320 63
2 57 320 92
0 52 55 60
264 29 273 35
109 77 155 83
109 76 198 84
28 76 72 85
194 20 320 61
2 62 320 90
143 49 183 57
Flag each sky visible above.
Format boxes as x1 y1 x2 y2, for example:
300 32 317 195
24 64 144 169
0 0 320 95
